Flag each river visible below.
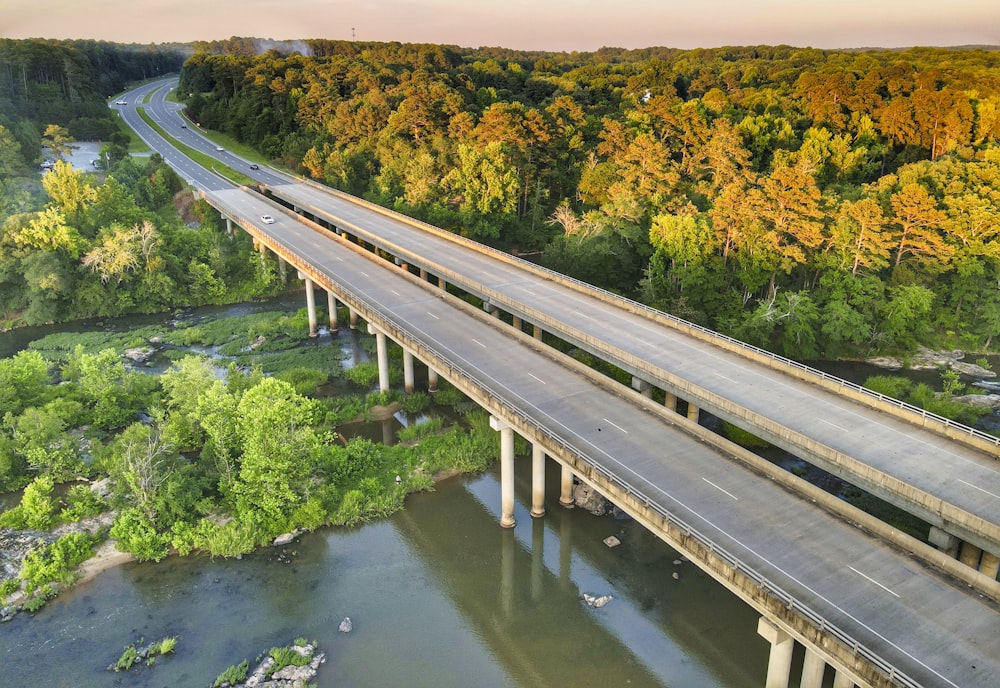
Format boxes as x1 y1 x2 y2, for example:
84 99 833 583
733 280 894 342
0 298 771 688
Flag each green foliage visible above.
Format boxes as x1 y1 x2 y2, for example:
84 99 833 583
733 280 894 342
59 484 107 522
212 659 249 687
343 361 380 387
398 392 430 414
0 577 19 599
110 507 170 562
863 375 913 400
267 645 311 676
0 350 50 416
397 417 445 443
19 531 96 594
114 644 140 672
276 366 329 395
721 422 771 449
19 475 56 530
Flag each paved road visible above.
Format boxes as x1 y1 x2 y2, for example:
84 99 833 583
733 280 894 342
119 80 1000 686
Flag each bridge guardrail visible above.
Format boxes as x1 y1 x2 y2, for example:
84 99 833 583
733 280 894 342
219 195 922 688
282 179 999 455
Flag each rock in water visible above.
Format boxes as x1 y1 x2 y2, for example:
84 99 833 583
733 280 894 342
339 617 353 633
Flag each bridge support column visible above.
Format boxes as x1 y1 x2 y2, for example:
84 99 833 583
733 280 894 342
928 525 960 557
631 376 652 398
349 308 358 330
833 669 855 688
490 417 516 528
664 392 676 412
403 350 415 394
327 291 338 332
559 464 574 507
513 315 522 332
980 550 1000 579
531 443 546 518
304 277 318 337
800 649 826 688
278 257 287 285
427 367 438 393
225 217 233 237
686 402 700 423
757 618 793 688
419 268 427 281
533 324 542 340
368 324 390 393
439 277 448 292
959 541 983 569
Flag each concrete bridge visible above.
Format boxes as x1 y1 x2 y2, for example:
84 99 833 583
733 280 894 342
119 79 1000 688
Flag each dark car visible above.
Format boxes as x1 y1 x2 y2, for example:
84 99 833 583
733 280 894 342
250 164 259 170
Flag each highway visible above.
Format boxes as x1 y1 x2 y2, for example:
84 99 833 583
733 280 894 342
116 79 1000 687
127 80 1000 558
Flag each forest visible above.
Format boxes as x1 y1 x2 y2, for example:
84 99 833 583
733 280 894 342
178 40 1000 359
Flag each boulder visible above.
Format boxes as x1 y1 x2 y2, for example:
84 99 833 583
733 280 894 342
572 483 610 516
339 617 353 633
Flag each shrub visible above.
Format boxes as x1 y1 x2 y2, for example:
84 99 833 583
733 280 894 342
60 484 107 522
212 659 249 687
20 475 56 530
344 361 380 387
398 392 430 414
276 367 329 395
397 416 444 443
267 645 310 676
114 644 140 672
19 532 96 594
110 508 170 562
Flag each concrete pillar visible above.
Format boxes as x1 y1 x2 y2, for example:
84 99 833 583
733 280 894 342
559 463 574 507
278 256 287 284
349 308 358 330
664 392 676 412
304 277 317 337
327 291 338 332
490 416 516 528
513 315 522 332
757 618 794 688
258 241 267 270
368 324 390 393
440 277 448 292
427 367 439 394
800 649 826 688
419 268 427 281
687 402 700 423
531 443 546 518
403 350 415 394
533 324 542 340
631 376 652 398
928 525 960 558
833 669 855 688
980 551 1000 579
225 217 233 237
959 541 983 569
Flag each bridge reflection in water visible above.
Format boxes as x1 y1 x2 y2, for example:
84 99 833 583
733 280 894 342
394 459 769 688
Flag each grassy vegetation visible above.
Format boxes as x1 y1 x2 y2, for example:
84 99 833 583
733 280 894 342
135 106 255 186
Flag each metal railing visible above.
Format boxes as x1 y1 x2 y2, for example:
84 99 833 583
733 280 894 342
216 194 922 687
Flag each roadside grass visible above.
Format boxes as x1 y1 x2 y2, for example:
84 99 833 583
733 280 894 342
135 106 256 186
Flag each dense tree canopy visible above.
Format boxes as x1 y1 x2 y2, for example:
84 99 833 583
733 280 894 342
178 41 1000 358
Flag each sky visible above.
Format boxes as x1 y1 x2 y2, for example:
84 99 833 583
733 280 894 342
2 0 998 52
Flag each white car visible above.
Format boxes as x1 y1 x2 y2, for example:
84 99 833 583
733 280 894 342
115 100 127 105
261 215 275 224
215 146 224 151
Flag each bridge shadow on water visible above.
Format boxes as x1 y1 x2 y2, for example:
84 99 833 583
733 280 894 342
394 458 770 688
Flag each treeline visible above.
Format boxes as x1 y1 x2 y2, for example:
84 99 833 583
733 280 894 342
0 39 186 151
0 156 282 325
179 41 1000 358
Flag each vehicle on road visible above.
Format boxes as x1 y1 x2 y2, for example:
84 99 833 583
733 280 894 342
250 164 259 170
215 146 224 151
261 215 275 224
181 124 187 128
115 99 127 105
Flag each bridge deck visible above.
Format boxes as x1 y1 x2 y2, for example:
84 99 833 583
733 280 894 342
264 179 1000 553
212 185 1000 687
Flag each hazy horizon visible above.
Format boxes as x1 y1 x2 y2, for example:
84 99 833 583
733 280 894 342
3 0 998 52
